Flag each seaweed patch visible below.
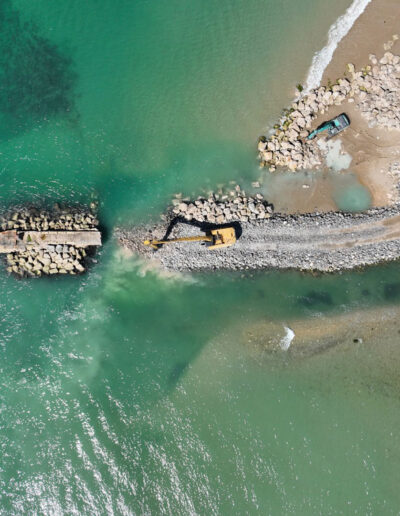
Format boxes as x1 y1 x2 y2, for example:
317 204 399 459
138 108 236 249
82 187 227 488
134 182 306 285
0 0 77 133
299 290 334 307
384 282 400 300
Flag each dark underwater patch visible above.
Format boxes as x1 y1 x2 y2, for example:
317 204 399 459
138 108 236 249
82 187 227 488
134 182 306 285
383 283 400 300
167 361 188 387
299 290 333 307
0 1 77 135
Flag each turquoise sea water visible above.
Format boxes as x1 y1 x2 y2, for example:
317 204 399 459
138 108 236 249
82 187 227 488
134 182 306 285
333 176 373 212
1 0 400 513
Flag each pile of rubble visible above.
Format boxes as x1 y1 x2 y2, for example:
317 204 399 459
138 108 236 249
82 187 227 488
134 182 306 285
170 186 273 223
357 51 400 129
258 77 352 171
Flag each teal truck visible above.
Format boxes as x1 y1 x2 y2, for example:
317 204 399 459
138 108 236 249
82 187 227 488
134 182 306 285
307 113 350 140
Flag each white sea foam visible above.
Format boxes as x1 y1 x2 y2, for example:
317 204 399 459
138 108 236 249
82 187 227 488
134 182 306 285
280 327 295 351
304 0 372 92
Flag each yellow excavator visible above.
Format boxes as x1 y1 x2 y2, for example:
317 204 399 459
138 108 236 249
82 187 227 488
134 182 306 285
143 226 236 250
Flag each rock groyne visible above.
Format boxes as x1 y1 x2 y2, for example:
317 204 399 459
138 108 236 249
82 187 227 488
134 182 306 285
169 186 274 224
1 204 101 277
116 205 400 273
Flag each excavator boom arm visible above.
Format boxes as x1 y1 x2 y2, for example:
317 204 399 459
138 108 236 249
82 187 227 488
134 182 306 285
307 121 333 140
144 235 213 248
143 227 236 250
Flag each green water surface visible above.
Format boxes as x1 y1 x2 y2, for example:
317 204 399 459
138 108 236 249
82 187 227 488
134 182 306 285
1 0 400 514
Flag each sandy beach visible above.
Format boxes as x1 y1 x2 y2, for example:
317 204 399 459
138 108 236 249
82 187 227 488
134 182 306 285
320 0 400 207
256 0 400 212
322 0 400 85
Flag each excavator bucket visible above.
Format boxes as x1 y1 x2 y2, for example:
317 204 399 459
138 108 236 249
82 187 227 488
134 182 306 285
209 227 236 249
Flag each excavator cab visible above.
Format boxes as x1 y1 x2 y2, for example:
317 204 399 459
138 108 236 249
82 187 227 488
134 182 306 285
307 113 350 140
143 226 236 250
208 227 236 249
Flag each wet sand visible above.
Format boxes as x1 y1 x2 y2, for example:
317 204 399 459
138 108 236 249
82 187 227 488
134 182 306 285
322 0 400 86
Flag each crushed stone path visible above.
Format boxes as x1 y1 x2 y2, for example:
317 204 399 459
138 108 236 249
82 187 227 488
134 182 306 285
116 206 400 272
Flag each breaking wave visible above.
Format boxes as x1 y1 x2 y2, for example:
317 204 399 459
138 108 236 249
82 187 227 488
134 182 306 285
304 0 372 92
280 327 295 351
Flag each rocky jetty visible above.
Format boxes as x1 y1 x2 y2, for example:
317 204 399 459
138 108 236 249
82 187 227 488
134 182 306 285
117 205 400 273
6 246 88 277
258 44 400 172
1 203 100 277
1 204 99 232
170 185 273 224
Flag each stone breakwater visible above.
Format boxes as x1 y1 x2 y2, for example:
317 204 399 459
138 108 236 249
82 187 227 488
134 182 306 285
6 246 89 277
169 185 274 224
116 205 400 273
1 204 99 232
258 43 400 172
2 204 100 277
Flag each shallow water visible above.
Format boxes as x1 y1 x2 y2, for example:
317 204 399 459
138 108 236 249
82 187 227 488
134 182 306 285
261 167 372 213
2 0 400 513
333 175 372 211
